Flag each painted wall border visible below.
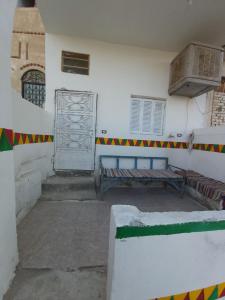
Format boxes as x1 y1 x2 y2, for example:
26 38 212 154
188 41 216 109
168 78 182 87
96 137 188 149
0 128 54 152
2 132 223 153
0 128 14 151
150 281 225 300
96 137 225 153
193 143 225 153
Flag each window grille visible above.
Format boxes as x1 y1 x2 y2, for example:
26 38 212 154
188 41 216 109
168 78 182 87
22 70 45 108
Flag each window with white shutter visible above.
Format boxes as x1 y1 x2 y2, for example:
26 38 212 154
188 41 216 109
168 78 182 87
142 101 152 134
152 102 164 135
130 99 141 133
130 96 165 135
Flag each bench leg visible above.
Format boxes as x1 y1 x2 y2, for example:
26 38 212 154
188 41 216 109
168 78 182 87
97 174 104 200
167 180 185 197
164 181 168 190
99 179 123 200
175 181 185 198
99 184 104 200
180 181 185 198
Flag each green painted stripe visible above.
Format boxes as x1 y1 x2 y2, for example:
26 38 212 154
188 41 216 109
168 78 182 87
208 286 218 300
116 220 225 239
0 129 13 152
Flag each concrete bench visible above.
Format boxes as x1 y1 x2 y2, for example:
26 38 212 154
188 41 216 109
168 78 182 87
99 155 184 197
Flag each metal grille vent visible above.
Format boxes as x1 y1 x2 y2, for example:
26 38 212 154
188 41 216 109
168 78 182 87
62 51 90 75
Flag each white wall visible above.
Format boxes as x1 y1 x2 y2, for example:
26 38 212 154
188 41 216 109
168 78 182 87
108 205 225 300
161 94 209 170
12 91 54 223
167 125 225 182
45 34 207 167
169 126 225 182
44 33 225 186
0 1 18 299
190 126 225 182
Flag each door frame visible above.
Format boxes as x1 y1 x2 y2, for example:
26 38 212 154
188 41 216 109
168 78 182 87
53 89 98 171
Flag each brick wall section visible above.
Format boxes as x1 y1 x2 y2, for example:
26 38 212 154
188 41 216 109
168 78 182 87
211 92 225 126
11 8 45 93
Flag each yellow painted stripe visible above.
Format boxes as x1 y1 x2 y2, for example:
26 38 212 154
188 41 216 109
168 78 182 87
149 281 225 300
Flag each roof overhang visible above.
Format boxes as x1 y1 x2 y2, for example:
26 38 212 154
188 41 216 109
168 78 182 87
37 0 225 52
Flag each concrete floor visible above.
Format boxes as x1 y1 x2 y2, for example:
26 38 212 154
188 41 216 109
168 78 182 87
4 183 207 300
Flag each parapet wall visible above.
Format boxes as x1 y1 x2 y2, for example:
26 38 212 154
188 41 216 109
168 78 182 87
107 205 225 300
12 90 54 223
190 126 225 182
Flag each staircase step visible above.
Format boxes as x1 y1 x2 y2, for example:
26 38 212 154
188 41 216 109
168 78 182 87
41 189 97 201
42 175 95 192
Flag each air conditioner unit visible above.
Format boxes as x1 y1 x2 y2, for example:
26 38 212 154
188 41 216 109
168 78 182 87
168 42 224 98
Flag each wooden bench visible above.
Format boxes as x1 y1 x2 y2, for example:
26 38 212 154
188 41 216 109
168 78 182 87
99 155 184 197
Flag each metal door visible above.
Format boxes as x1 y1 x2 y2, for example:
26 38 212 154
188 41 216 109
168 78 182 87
54 90 97 171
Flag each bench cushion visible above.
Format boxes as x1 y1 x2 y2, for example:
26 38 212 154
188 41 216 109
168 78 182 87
103 168 183 180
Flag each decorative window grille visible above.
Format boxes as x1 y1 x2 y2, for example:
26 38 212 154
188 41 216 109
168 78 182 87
61 51 90 75
22 70 45 108
130 96 166 135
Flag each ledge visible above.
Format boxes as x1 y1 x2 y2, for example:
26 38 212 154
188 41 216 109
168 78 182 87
113 205 225 239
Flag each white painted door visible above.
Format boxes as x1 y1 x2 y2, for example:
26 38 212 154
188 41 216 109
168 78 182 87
54 90 97 171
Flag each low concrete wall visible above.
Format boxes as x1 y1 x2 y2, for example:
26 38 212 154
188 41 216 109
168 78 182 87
12 91 54 223
107 205 225 300
190 126 225 182
168 125 225 184
0 1 18 299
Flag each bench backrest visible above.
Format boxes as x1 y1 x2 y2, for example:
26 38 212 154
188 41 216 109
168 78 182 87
99 155 168 170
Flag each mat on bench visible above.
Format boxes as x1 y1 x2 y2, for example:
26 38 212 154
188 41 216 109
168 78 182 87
176 170 225 210
99 155 184 197
103 168 183 180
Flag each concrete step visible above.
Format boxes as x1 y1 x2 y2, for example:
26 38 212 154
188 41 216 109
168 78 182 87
42 175 95 192
41 189 97 201
4 268 106 300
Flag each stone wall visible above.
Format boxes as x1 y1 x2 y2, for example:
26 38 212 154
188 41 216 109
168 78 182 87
11 7 45 93
211 92 225 126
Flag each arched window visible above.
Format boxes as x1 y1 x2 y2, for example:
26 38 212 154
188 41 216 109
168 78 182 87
22 70 45 108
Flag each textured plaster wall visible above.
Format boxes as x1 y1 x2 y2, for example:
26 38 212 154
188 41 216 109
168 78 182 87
12 91 54 223
0 1 18 299
107 205 225 300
